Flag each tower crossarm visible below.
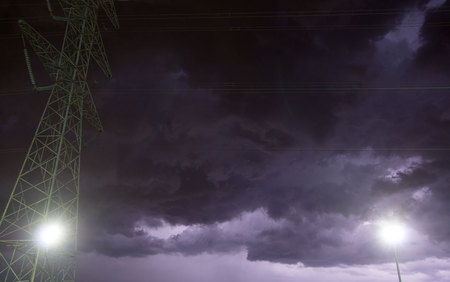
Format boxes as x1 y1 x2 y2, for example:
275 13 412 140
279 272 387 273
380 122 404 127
78 85 104 132
88 21 113 78
18 19 62 82
57 0 119 30
100 0 120 30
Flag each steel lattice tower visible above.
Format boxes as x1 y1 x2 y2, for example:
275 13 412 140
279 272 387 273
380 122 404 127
0 1 118 281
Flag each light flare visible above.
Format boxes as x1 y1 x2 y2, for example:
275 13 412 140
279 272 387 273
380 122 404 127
35 222 65 248
379 221 406 246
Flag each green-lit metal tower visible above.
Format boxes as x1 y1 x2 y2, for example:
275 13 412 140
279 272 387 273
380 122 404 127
0 1 118 281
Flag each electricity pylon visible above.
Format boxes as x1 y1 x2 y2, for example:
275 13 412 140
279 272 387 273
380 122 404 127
0 1 118 281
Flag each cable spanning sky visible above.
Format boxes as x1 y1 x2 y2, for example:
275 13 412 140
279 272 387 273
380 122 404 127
2 0 450 281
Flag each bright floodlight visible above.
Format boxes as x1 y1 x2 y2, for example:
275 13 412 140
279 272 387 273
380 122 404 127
35 222 64 248
379 221 406 246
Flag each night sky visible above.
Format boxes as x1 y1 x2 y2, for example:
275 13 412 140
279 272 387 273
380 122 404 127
2 0 450 281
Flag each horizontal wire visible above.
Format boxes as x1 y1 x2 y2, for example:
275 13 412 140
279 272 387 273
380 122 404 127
112 21 450 32
0 89 34 96
0 148 27 154
219 147 450 152
0 3 46 7
1 19 450 40
2 85 450 97
3 147 450 154
114 9 450 20
93 86 450 91
2 7 450 23
0 22 448 40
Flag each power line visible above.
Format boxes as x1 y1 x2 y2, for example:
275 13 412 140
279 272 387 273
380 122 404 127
1 21 449 40
3 146 450 154
0 6 449 35
0 148 27 154
2 85 450 97
112 8 450 21
2 7 450 23
0 3 46 7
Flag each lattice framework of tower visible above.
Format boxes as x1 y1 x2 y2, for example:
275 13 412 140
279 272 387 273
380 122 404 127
0 1 118 281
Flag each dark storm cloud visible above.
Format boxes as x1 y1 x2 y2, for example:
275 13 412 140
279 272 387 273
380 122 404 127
75 0 450 265
78 150 450 265
415 0 450 73
3 0 450 269
104 0 420 142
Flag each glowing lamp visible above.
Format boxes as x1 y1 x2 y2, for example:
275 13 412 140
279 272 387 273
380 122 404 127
35 222 64 248
379 221 406 246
